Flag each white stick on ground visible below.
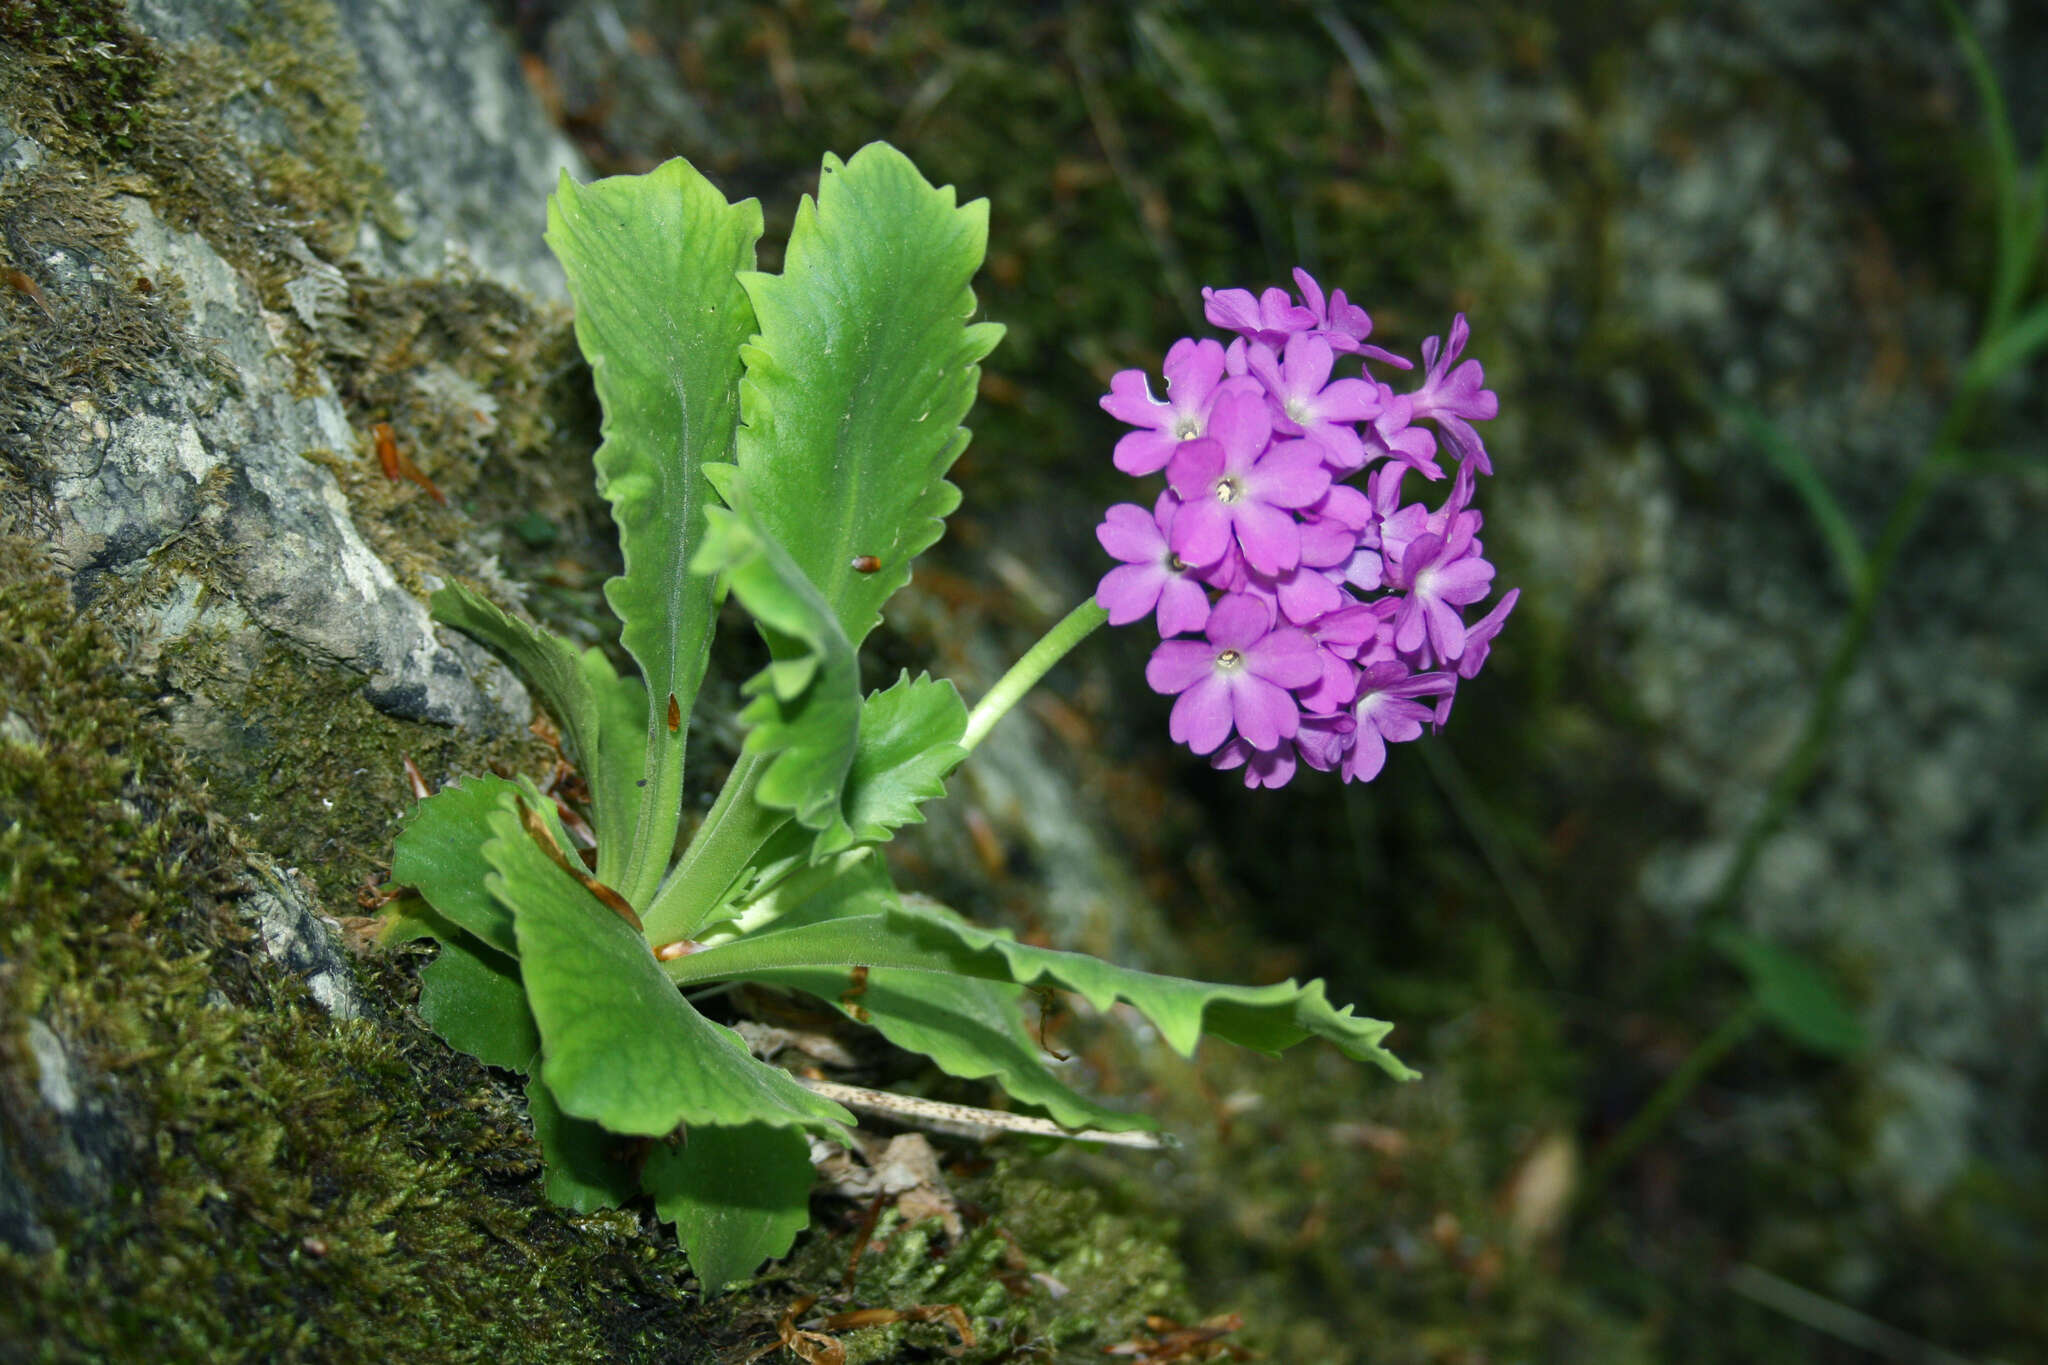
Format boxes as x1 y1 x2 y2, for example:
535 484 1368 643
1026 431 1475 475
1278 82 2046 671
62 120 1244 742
794 1078 1172 1150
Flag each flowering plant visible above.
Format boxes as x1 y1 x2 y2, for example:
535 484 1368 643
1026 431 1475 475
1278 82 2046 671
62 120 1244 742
383 144 1503 1295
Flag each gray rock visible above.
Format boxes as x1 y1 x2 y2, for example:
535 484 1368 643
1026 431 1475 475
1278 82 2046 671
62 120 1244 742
0 1018 131 1257
31 193 523 731
5 0 589 735
127 0 582 300
244 861 366 1021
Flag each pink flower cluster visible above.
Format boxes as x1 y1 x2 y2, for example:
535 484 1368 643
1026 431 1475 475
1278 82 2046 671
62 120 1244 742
1096 270 1516 788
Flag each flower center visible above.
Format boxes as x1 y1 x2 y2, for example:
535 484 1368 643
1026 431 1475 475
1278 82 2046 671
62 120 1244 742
1166 552 1188 573
1284 396 1311 425
1214 476 1242 504
1214 648 1245 673
1173 415 1203 440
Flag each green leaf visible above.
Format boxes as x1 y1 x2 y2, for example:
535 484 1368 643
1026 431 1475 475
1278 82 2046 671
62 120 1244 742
728 141 1005 652
1941 0 2041 333
666 891 1417 1085
1963 299 2048 395
481 800 854 1139
428 583 645 889
693 504 862 840
391 775 524 957
813 672 967 860
1709 926 1866 1058
691 821 814 938
718 856 1143 1130
546 158 763 908
525 1074 639 1213
511 772 585 865
588 667 651 885
1732 403 1866 596
642 1124 815 1295
377 895 453 948
418 933 540 1073
777 964 1146 1133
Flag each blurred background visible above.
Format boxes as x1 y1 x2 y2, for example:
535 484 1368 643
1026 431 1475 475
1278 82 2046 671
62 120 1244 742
493 1 2047 1359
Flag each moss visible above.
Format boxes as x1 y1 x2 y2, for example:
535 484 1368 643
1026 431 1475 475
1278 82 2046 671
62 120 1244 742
158 627 552 910
0 157 201 515
0 0 607 580
0 537 745 1362
0 0 157 154
0 0 614 913
199 0 404 262
761 1166 1192 1364
0 0 410 403
126 0 399 292
304 266 607 611
0 525 1201 1360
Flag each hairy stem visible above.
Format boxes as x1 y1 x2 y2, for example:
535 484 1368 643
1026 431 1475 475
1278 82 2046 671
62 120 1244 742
961 599 1109 753
640 750 788 944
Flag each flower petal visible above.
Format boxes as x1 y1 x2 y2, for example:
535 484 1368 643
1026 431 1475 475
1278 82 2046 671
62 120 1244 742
1100 369 1167 428
1170 677 1237 755
1113 427 1181 476
1204 592 1273 649
1231 498 1302 575
1423 593 1467 662
1169 496 1232 567
1155 576 1212 637
1097 563 1165 626
1208 387 1272 463
1145 639 1218 695
1096 503 1166 562
1244 625 1322 689
1246 441 1331 509
1230 675 1299 750
1342 720 1388 783
1166 437 1225 498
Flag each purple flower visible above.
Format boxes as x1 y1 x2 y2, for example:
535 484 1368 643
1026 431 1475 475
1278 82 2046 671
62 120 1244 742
1239 485 1361 625
1100 338 1234 476
1094 494 1211 636
1432 587 1521 726
1311 600 1390 663
1343 663 1456 783
1360 389 1444 480
1211 737 1299 789
1373 460 1479 584
1390 515 1496 664
1250 557 1348 627
1409 314 1498 475
1165 389 1330 575
1099 271 1511 788
1202 285 1315 350
1291 615 1360 714
1456 587 1518 681
1244 335 1383 471
1290 268 1406 367
1145 594 1321 755
1293 713 1357 771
